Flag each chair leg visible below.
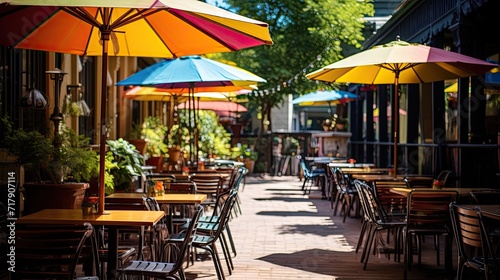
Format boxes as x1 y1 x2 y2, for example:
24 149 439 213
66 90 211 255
333 191 342 216
356 220 368 253
301 179 308 192
220 233 233 274
223 225 237 257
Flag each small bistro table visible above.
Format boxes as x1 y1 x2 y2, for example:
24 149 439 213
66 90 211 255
17 209 165 280
390 187 496 197
105 192 207 233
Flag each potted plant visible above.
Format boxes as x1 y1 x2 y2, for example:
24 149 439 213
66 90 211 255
322 119 332 131
231 144 257 173
127 122 148 156
106 138 144 192
141 116 168 172
2 116 99 214
335 118 348 131
165 123 182 165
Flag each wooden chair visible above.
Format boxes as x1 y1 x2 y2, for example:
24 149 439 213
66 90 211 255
164 181 198 232
117 205 203 280
372 180 408 215
436 170 452 187
13 223 100 280
450 202 491 280
476 206 500 280
190 173 224 209
403 190 458 280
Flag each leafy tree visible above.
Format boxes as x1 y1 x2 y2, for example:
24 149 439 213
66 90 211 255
213 0 374 132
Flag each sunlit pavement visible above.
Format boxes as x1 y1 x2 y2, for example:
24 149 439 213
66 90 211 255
184 175 359 279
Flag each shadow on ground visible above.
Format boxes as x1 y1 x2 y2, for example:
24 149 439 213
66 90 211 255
277 224 339 236
254 196 310 202
258 249 450 280
256 210 320 217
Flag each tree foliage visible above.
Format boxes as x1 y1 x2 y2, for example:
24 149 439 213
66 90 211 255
213 0 374 131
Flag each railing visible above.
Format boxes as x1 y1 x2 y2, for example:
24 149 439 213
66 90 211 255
350 140 500 187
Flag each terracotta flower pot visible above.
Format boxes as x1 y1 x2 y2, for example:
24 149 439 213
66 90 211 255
146 156 164 173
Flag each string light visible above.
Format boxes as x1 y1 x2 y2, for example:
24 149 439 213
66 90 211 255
250 44 334 97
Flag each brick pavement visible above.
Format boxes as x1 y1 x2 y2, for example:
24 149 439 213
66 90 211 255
184 175 359 280
183 175 453 280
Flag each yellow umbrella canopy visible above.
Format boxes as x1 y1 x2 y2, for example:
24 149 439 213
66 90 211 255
307 38 497 176
0 0 272 214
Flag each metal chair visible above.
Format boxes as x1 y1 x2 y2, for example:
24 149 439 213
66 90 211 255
450 202 492 280
403 190 458 280
117 204 203 280
299 159 326 196
354 180 406 270
14 223 100 280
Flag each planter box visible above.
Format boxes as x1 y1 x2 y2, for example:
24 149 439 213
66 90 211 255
146 156 164 173
23 182 89 215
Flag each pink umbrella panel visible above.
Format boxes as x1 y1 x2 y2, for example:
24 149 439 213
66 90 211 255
178 100 247 117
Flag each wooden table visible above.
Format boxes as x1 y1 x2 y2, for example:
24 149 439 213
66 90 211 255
106 192 207 205
106 193 207 233
475 204 500 219
390 187 496 196
17 209 165 280
149 172 231 182
340 168 389 175
351 174 405 182
327 162 377 168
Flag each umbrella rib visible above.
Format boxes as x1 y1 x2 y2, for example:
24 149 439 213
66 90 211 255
63 7 101 27
112 9 163 29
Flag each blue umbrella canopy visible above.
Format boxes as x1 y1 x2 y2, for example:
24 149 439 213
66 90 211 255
116 55 265 91
117 55 265 167
292 90 358 106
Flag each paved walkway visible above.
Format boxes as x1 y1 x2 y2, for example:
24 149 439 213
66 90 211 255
184 175 450 280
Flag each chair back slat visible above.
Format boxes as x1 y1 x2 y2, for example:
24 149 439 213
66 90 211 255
373 180 408 214
164 181 197 194
407 190 458 228
13 223 98 280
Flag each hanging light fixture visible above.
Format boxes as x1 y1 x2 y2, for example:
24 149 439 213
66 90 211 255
20 84 48 109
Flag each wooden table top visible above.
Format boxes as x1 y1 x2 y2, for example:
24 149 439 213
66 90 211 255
351 174 405 182
106 192 207 204
17 209 165 227
340 168 389 175
476 205 500 219
150 172 231 181
390 187 496 196
327 162 376 168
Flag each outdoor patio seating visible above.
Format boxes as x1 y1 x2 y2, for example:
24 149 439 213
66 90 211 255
403 190 458 280
450 202 492 280
117 204 203 280
332 167 358 222
14 222 100 280
299 159 326 197
354 180 406 269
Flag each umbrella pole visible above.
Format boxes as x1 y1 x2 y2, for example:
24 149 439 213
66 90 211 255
393 72 400 177
98 30 110 214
